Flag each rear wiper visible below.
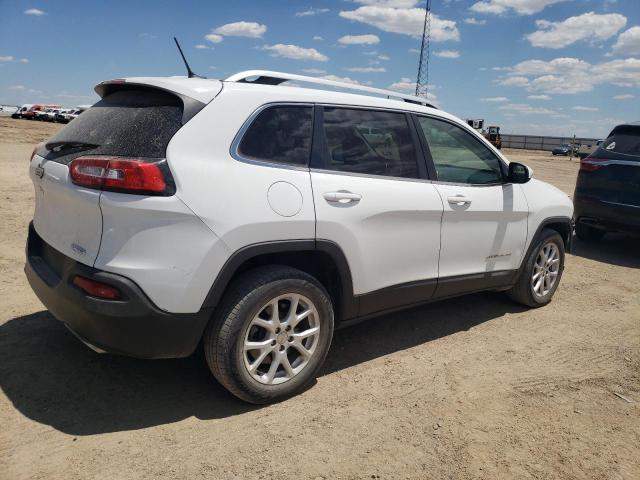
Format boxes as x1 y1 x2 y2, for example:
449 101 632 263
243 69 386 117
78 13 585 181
45 140 99 152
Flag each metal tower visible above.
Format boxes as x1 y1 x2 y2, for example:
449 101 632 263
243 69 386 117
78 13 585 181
415 0 432 98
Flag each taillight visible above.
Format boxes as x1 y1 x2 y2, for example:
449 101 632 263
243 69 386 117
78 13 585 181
73 275 121 300
30 142 43 162
69 156 172 195
580 158 605 172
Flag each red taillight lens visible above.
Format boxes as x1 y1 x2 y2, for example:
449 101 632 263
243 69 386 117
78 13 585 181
73 276 121 300
69 157 168 194
580 158 605 172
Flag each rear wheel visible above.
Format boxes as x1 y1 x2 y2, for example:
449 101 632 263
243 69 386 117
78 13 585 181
576 222 605 242
203 265 334 404
507 229 565 307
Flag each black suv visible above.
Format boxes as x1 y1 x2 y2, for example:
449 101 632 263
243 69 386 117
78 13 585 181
574 122 640 241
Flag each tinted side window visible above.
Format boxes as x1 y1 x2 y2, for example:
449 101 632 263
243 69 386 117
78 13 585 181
321 107 419 179
238 106 313 166
418 116 504 184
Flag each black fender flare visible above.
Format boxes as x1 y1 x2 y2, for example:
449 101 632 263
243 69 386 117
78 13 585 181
519 216 573 274
200 239 358 320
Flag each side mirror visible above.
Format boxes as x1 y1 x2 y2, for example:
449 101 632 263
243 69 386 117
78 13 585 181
508 162 531 184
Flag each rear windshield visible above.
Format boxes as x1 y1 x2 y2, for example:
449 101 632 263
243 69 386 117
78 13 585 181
38 89 184 164
595 128 640 161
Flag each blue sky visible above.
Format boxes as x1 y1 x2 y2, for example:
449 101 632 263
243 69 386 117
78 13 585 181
1 0 639 137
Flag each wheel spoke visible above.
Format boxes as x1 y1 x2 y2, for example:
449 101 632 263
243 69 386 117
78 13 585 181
292 340 312 359
293 326 319 340
265 356 281 383
280 353 295 377
244 339 273 351
532 271 543 281
248 349 272 373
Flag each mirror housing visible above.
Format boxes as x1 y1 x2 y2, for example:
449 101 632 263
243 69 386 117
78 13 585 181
508 162 532 184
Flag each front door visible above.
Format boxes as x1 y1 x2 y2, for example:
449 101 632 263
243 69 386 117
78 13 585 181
414 115 528 295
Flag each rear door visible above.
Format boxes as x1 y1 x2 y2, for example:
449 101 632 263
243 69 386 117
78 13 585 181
414 115 528 286
30 88 195 266
310 106 443 315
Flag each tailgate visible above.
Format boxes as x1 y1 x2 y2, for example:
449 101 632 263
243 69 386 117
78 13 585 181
30 154 103 265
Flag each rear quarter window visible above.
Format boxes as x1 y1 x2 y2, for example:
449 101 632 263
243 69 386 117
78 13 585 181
39 89 185 164
598 130 640 161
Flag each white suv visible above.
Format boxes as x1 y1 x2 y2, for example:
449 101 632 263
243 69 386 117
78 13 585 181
25 71 573 403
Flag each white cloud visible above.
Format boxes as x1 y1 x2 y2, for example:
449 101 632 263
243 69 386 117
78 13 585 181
19 58 29 63
0 56 14 62
498 76 530 87
24 8 45 16
313 36 324 41
345 66 386 72
138 33 157 39
464 17 486 25
434 50 460 58
340 7 459 42
499 103 555 115
194 44 210 49
470 0 567 16
481 96 509 102
338 34 380 45
527 94 551 100
572 106 599 112
526 12 627 49
611 26 640 56
214 21 267 38
321 74 362 85
408 48 420 53
261 44 328 61
302 68 327 74
296 8 329 17
378 54 390 60
496 57 640 94
9 85 26 90
353 1 419 6
205 33 223 44
613 94 634 100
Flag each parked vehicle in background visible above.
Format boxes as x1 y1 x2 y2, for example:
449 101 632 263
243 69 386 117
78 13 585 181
552 143 578 156
55 109 72 123
0 105 19 117
11 104 33 119
574 122 640 241
66 107 86 122
44 109 63 122
577 140 603 159
25 70 573 403
23 104 62 120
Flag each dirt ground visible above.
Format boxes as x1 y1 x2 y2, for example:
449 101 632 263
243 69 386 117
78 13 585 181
1 118 638 480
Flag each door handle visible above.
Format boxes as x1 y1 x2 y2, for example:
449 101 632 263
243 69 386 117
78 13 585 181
447 195 472 205
324 191 362 204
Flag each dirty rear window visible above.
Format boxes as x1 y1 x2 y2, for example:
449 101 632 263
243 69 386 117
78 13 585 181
39 89 184 164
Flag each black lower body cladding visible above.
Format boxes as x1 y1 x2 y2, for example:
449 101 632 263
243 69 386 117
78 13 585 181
24 224 211 359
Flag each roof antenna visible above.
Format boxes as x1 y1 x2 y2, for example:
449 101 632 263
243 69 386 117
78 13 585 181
173 37 204 78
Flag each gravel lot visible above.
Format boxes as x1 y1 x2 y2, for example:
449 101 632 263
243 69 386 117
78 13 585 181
1 118 638 480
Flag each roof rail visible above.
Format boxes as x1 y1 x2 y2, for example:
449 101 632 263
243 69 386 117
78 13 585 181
225 70 439 109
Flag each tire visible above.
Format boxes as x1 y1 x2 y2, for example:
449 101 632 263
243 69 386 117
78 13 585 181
507 229 565 308
203 265 334 404
576 222 605 242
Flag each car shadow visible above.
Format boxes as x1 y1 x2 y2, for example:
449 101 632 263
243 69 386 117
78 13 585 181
1 293 526 436
571 233 640 269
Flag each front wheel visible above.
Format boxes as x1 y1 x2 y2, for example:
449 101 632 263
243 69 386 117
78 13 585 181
203 265 334 404
507 229 565 307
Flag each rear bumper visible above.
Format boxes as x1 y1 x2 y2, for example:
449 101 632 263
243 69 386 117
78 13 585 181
24 224 212 359
574 195 640 234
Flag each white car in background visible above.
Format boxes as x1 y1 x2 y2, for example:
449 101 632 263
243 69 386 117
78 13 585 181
25 71 573 404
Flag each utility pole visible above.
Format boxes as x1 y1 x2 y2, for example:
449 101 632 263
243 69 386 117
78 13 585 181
415 0 432 99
